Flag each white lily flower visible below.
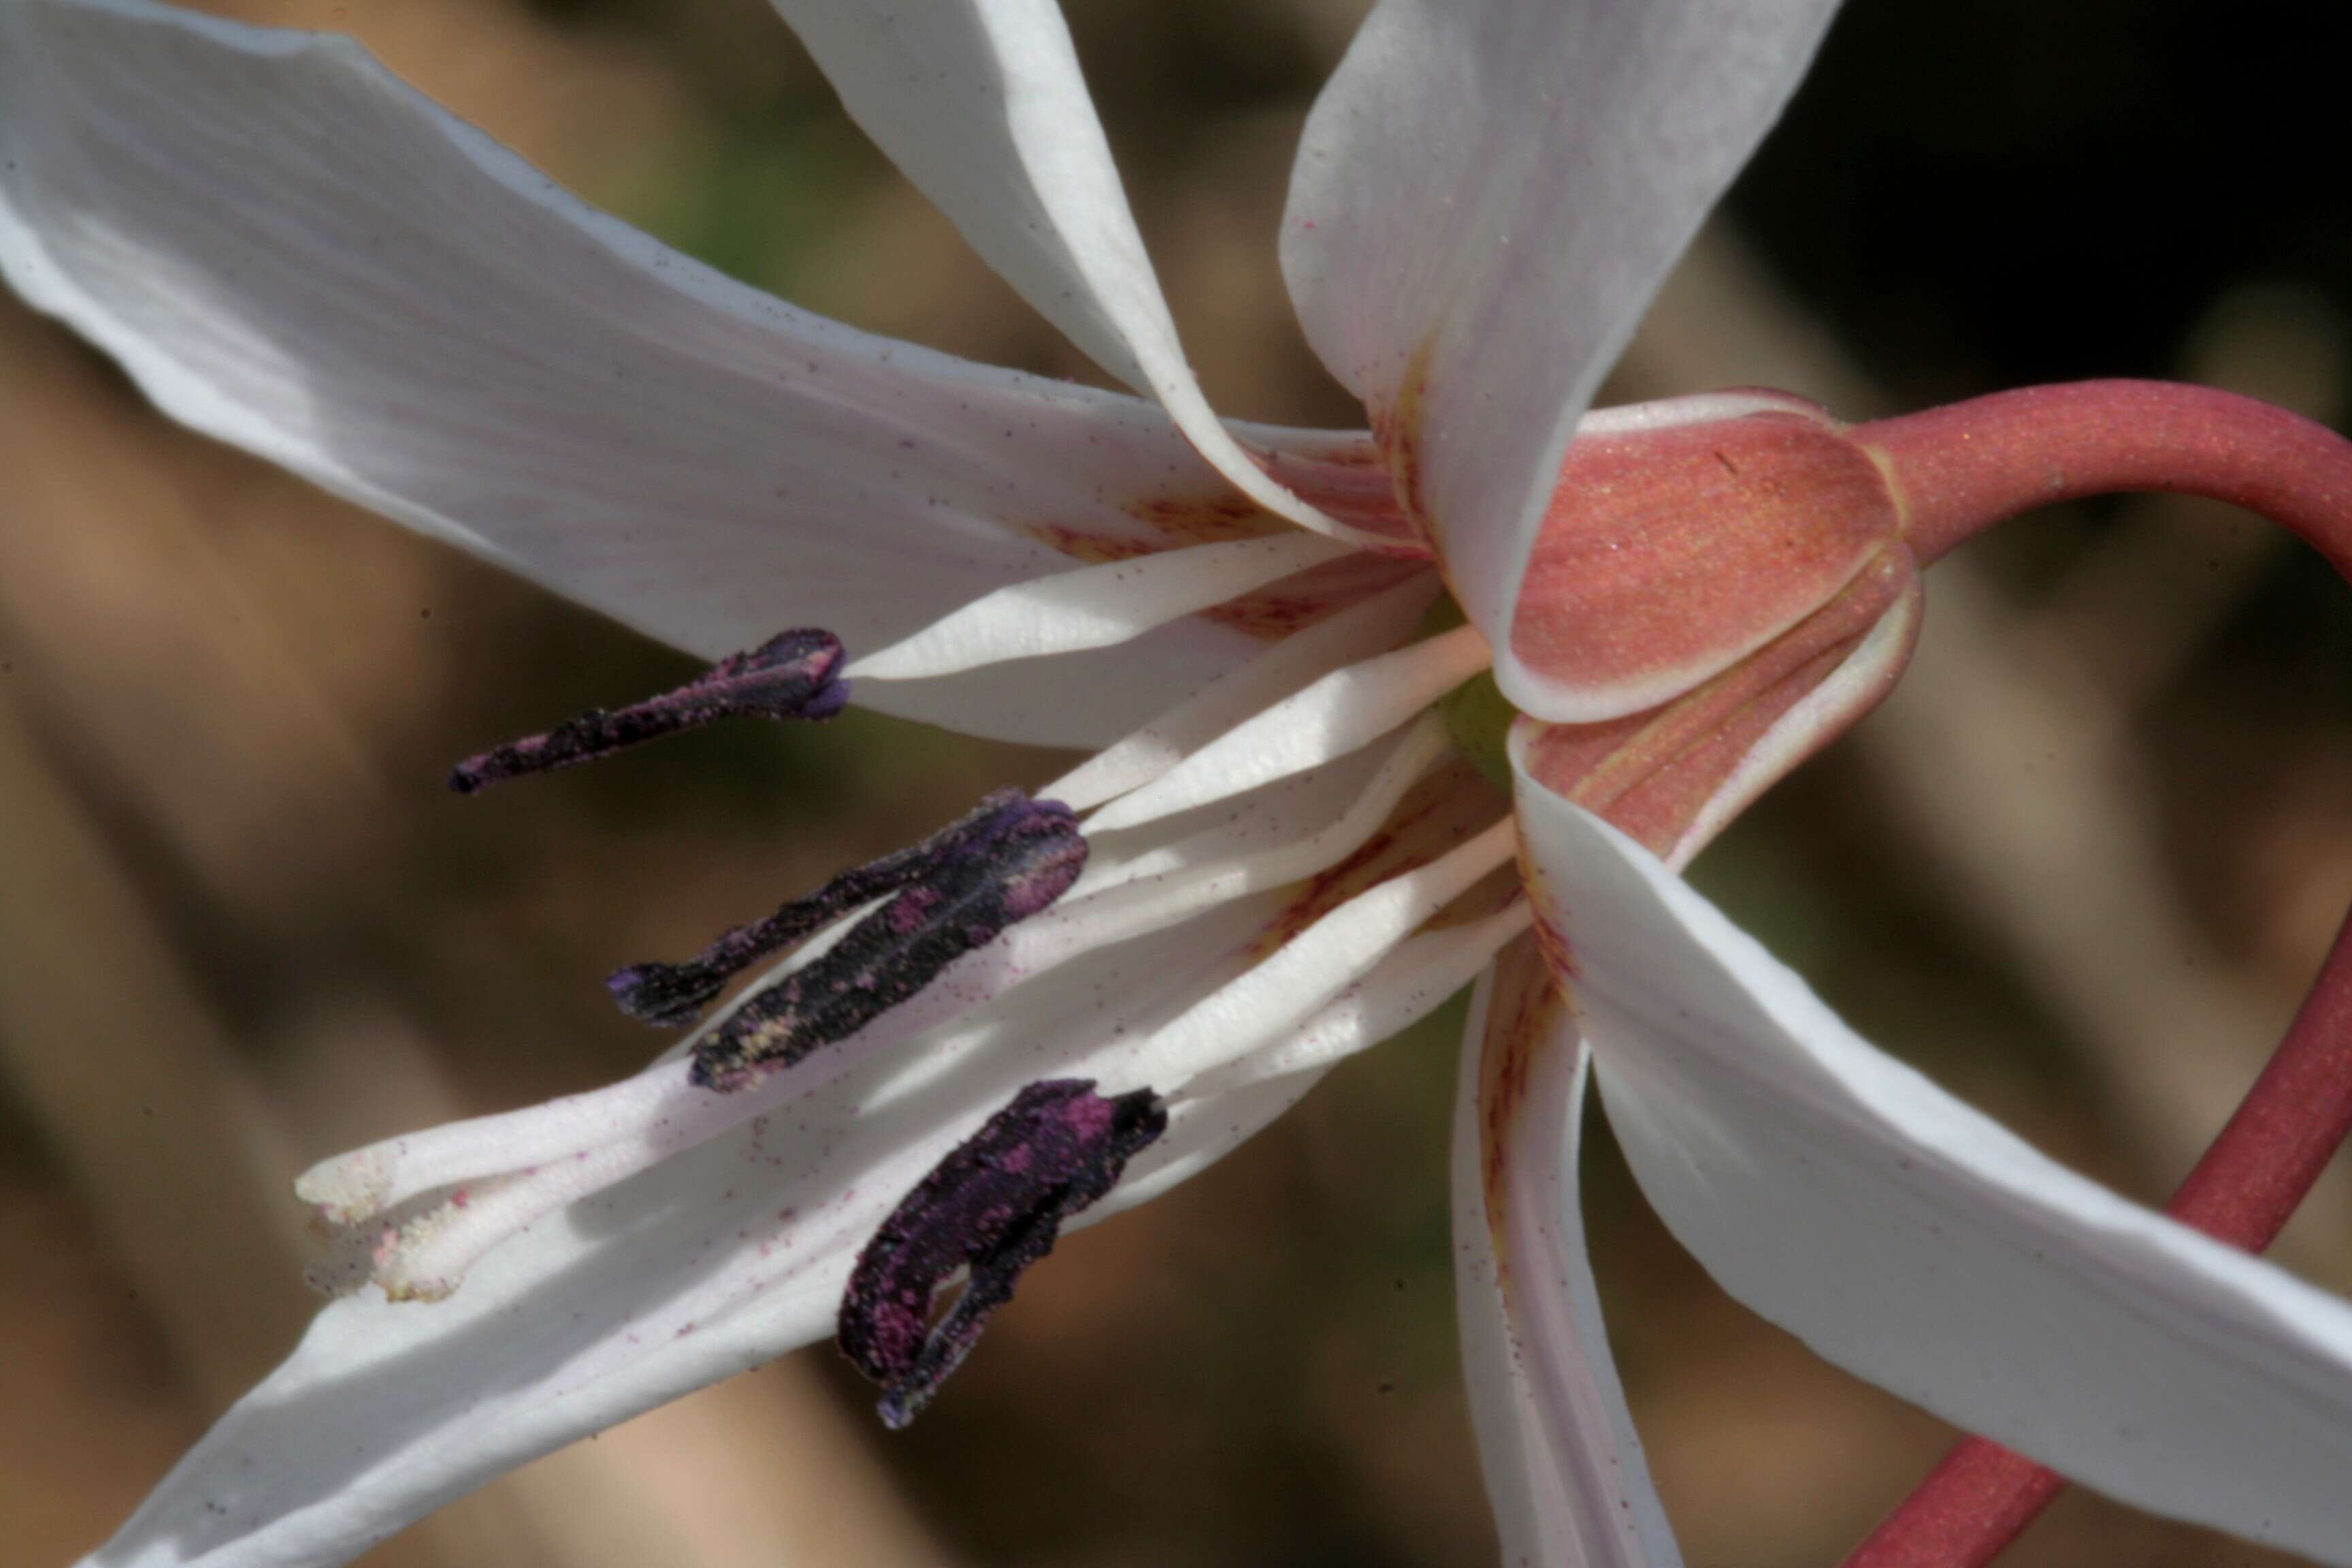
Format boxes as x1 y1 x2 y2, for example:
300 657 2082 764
11 3 2352 1567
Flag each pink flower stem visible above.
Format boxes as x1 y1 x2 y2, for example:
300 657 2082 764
1861 379 2352 571
1840 381 2352 1567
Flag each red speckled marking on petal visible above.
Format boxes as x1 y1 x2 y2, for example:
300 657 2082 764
1477 936 1571 1261
1242 758 1507 963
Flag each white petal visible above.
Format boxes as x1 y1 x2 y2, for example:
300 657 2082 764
847 532 1356 681
0 0 1284 747
1452 937 1680 1567
1510 745 2352 1563
85 885 1338 1568
1045 572 1440 811
768 0 1365 543
1283 0 1840 720
1084 622 1491 832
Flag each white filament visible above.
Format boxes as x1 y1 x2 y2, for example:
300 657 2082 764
845 531 1355 680
1066 713 1451 903
1189 900 1533 1095
1085 622 1491 832
300 732 1495 1298
1045 573 1439 810
1115 814 1519 1090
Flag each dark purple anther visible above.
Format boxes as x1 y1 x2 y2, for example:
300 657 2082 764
685 792 1085 1089
448 629 847 794
838 1078 1167 1428
613 788 1068 1029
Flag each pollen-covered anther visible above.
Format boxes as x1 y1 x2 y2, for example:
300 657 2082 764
448 627 848 794
689 792 1087 1092
838 1078 1167 1428
613 787 1074 1029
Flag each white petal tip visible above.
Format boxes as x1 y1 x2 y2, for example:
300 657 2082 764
380 1274 460 1305
295 1147 396 1224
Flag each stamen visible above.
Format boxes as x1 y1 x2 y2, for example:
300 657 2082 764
691 794 1087 1092
612 788 1064 1028
300 743 1443 1269
1064 713 1452 906
448 628 847 794
838 1078 1167 1428
306 747 1506 1302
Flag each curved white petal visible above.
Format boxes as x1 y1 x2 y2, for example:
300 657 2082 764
1510 747 2352 1564
1452 936 1680 1567
768 0 1362 542
0 0 1288 747
84 882 1341 1568
1283 0 1841 719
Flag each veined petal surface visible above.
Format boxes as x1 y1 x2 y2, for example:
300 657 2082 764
766 0 1361 540
0 0 1289 747
1453 936 1679 1566
1281 0 1840 720
1510 745 2352 1563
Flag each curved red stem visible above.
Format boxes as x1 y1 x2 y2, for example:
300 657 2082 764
1846 906 2352 1567
1858 379 2352 572
1838 380 2352 1567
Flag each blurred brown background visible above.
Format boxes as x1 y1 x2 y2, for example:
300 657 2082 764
5 1 2351 1564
